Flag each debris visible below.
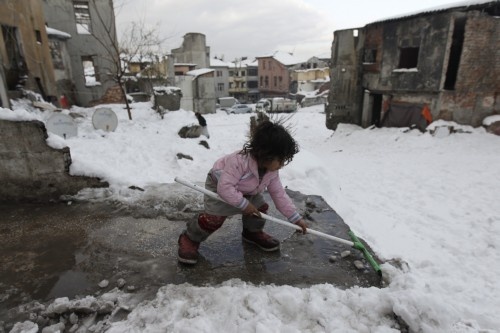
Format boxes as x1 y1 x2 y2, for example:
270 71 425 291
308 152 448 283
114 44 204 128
98 280 109 288
176 153 193 160
116 278 126 289
340 250 351 258
353 260 365 270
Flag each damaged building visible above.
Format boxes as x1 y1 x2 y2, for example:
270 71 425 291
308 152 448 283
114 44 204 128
326 1 500 130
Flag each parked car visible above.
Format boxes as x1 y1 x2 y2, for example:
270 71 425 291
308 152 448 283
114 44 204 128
218 97 240 110
226 104 253 114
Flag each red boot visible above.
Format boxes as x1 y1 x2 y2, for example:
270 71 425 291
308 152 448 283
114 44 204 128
178 232 200 264
242 229 280 252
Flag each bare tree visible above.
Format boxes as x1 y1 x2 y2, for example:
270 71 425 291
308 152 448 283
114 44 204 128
84 0 166 120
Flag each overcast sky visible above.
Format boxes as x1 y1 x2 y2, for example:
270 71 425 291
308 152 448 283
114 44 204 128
114 0 462 62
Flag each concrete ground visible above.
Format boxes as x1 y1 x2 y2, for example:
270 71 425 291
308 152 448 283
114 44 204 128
0 189 382 327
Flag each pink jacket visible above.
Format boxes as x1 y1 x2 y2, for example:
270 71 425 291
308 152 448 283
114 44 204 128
210 151 301 223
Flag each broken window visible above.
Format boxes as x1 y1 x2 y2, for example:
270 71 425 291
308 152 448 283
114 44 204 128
82 56 99 86
397 47 419 69
444 18 466 90
74 1 91 34
363 49 377 64
35 29 42 43
2 25 27 89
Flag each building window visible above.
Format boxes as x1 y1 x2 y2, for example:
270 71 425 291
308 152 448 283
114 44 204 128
229 82 233 89
217 83 224 91
248 68 257 76
398 47 419 69
273 76 277 87
229 70 234 76
241 70 246 76
74 1 91 34
265 76 269 87
35 29 42 43
217 70 223 77
82 56 99 86
363 49 377 64
248 81 258 88
260 76 263 86
263 62 266 69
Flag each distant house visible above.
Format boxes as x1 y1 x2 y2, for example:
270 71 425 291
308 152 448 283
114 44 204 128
292 57 330 93
42 0 119 107
326 1 500 129
228 58 259 103
176 68 216 114
210 57 230 100
171 33 210 69
122 53 172 97
256 51 304 98
0 0 58 107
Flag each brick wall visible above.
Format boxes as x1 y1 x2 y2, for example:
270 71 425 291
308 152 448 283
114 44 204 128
88 85 125 106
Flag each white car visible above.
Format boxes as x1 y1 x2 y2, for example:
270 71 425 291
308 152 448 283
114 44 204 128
226 104 253 114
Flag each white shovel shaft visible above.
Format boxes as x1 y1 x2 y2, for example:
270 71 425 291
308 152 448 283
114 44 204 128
174 177 354 247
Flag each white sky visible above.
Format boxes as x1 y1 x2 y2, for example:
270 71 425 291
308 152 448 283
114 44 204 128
2 99 500 332
114 0 462 61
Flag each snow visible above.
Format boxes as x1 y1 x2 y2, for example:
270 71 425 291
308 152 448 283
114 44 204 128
258 50 306 66
483 114 500 126
45 26 71 39
370 0 496 25
2 101 500 333
186 68 215 78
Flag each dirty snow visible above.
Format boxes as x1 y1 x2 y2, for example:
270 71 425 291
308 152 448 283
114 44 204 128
2 101 499 333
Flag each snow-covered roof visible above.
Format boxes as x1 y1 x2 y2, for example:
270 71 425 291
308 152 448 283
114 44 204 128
186 68 214 78
227 58 258 68
257 51 305 66
45 27 71 39
153 86 181 95
210 58 231 67
369 0 496 24
174 63 197 67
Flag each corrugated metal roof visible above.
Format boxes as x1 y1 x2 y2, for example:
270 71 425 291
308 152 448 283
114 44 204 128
369 0 497 24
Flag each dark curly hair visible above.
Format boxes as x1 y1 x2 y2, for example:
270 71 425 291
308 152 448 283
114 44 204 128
241 121 299 165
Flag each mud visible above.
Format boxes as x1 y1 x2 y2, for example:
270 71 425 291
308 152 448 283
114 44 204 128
0 189 382 327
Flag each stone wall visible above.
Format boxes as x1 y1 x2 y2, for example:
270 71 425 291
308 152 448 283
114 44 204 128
0 119 108 202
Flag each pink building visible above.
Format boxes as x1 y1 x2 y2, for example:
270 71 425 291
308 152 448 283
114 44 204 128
257 51 302 97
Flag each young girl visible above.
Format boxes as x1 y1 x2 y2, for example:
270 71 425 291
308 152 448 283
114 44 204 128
178 121 308 264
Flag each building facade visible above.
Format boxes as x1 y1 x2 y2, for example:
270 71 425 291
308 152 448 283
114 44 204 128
42 0 119 107
257 51 302 98
0 0 58 107
326 1 500 129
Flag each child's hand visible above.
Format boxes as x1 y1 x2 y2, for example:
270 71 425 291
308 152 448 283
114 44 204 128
295 219 308 234
242 203 261 217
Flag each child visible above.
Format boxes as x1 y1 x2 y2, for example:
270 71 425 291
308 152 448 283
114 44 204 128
178 121 308 264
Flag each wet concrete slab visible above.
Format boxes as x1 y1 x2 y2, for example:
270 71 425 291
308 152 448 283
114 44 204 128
0 187 382 326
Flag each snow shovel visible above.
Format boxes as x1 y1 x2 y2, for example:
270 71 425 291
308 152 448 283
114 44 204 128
174 177 382 275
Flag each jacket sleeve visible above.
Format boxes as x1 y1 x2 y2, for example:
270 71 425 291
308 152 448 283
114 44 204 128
215 157 249 210
266 175 301 223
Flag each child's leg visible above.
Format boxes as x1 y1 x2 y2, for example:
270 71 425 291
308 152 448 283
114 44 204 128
241 195 279 252
185 213 227 243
